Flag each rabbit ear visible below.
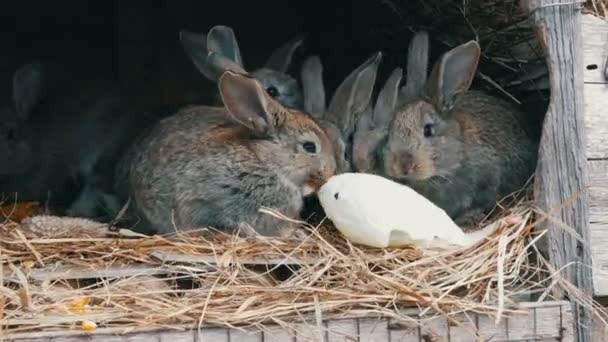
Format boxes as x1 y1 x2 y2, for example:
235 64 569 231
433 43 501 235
373 67 402 129
427 40 480 113
13 62 42 120
205 52 248 82
352 101 387 173
400 31 429 100
179 30 217 80
219 71 281 136
300 55 326 118
327 52 382 137
264 35 305 73
207 25 244 67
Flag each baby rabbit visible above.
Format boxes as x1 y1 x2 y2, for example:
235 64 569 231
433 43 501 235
381 40 537 225
0 62 77 208
0 62 134 218
180 25 304 109
118 71 337 236
300 52 382 173
352 31 429 174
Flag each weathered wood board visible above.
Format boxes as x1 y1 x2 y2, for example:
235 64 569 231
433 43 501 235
2 301 572 342
582 14 608 296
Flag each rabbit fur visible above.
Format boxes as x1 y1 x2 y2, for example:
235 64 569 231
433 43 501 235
115 71 337 236
300 52 382 173
0 62 135 218
180 25 304 109
379 40 537 225
352 31 429 174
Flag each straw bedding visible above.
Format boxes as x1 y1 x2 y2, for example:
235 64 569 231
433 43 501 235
0 201 606 338
1 0 607 339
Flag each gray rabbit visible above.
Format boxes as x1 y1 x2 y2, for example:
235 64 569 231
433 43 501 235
116 71 337 236
352 31 429 174
180 25 304 109
378 40 537 226
0 62 133 217
0 62 76 208
300 52 382 173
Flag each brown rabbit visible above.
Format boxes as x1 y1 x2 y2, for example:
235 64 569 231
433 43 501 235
381 40 537 226
116 71 337 236
352 31 429 174
300 52 382 173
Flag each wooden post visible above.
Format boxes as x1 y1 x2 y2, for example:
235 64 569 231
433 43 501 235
521 0 593 341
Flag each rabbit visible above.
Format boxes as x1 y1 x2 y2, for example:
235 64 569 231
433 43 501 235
180 25 304 109
0 62 80 209
116 71 337 236
352 31 429 174
0 62 135 218
300 52 382 173
380 40 537 226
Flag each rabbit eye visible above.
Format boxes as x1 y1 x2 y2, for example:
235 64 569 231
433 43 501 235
423 123 435 137
266 86 279 98
302 141 317 154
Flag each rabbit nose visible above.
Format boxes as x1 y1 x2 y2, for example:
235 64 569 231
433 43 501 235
401 153 416 175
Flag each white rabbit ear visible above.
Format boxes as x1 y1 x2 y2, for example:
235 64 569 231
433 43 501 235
427 40 481 113
400 31 430 101
13 62 42 120
373 67 402 130
219 71 281 136
300 55 326 118
180 30 217 80
264 35 305 73
328 52 382 138
207 25 244 68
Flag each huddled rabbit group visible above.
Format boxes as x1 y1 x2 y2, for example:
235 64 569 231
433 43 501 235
0 25 538 236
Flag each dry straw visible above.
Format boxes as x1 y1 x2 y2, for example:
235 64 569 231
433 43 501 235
1 0 607 340
1 201 607 339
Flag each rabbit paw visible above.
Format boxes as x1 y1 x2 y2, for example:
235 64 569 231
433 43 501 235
278 225 308 241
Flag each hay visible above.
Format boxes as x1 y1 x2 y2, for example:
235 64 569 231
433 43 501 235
1 202 606 339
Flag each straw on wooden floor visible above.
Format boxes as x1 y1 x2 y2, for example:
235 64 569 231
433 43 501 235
1 200 607 338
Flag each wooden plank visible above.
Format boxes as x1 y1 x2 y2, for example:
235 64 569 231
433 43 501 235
446 312 479 342
2 301 573 341
357 317 390 341
418 316 448 342
198 327 229 341
262 325 297 342
590 160 608 295
584 85 608 159
327 319 359 342
582 14 608 84
158 331 195 342
522 1 593 341
228 328 263 342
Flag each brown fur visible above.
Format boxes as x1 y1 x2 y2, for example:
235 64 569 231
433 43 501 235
115 73 336 235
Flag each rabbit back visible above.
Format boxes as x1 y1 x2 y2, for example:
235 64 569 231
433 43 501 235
124 73 336 235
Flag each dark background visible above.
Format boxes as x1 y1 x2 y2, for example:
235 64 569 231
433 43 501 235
0 0 460 110
0 0 546 135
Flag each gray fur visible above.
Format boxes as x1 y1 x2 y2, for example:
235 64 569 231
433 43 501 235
400 31 429 101
300 53 382 173
352 67 403 173
382 40 537 225
0 63 135 217
180 25 304 109
116 72 337 235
